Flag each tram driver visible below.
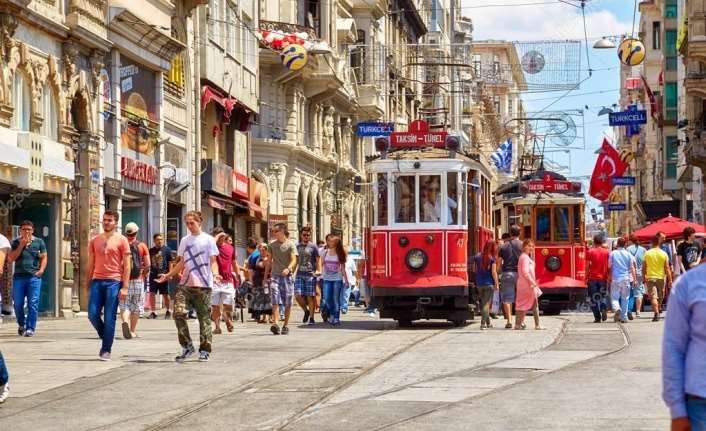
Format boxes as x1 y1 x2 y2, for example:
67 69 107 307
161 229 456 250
421 177 457 224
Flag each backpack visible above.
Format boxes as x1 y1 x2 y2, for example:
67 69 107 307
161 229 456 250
129 241 144 279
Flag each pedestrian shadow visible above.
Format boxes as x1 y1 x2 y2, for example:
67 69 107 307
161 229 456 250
295 320 395 331
40 358 104 362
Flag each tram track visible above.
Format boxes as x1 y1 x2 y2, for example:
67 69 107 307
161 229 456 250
143 321 451 431
368 318 631 431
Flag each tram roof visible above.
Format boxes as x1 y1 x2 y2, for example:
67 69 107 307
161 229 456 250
496 192 585 206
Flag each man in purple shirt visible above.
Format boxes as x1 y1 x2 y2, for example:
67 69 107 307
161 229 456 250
663 264 706 430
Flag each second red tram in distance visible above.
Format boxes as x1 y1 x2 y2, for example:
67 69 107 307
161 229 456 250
493 171 587 315
365 130 495 327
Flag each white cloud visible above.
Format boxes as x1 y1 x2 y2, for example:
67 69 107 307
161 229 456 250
462 1 633 42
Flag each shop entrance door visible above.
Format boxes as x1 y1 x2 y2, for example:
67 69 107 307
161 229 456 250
122 201 146 236
14 199 55 314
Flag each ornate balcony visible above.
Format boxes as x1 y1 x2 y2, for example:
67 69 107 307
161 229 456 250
259 20 317 41
66 0 109 50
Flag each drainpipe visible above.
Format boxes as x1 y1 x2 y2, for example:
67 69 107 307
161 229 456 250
193 5 202 211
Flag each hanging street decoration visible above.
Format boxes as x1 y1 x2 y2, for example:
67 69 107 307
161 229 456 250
617 38 646 67
281 44 308 71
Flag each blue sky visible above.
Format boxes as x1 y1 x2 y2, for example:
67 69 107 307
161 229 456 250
463 0 636 210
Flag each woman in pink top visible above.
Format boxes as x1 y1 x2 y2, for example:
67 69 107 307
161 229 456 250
515 239 545 330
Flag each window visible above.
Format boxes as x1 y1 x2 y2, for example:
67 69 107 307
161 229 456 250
42 85 58 141
242 13 256 70
493 95 500 113
376 173 388 226
226 2 236 57
208 0 221 43
447 172 460 225
472 54 481 76
665 135 678 179
665 82 678 120
652 22 661 50
573 205 581 242
395 175 416 223
419 175 442 223
665 30 677 56
665 0 677 18
493 54 501 74
508 97 514 117
536 208 551 242
553 207 570 242
12 71 30 131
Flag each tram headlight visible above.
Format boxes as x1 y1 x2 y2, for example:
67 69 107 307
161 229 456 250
545 256 562 272
406 248 428 271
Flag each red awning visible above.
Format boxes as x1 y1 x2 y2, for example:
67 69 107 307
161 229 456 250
207 195 227 210
633 215 706 241
201 85 252 131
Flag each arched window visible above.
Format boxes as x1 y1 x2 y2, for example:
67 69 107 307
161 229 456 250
42 85 58 141
12 71 31 131
297 186 306 231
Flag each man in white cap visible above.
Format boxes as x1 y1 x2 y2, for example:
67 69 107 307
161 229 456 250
119 222 150 339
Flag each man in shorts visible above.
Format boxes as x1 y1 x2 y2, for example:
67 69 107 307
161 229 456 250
267 223 298 335
643 234 671 321
148 233 173 319
119 222 150 339
497 225 522 329
294 226 320 325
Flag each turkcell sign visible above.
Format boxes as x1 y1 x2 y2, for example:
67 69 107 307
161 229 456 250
356 122 394 137
612 176 636 186
608 110 647 126
608 203 627 211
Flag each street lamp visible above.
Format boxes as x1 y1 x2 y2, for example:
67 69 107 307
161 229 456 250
593 37 616 49
70 171 84 313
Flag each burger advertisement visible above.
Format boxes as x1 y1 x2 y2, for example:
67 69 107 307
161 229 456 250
120 59 158 156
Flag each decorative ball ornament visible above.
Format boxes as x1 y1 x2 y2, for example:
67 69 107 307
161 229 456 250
617 38 645 66
282 44 308 71
521 50 546 74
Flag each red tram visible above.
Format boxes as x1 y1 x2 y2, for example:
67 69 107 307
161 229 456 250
364 122 494 326
493 171 587 314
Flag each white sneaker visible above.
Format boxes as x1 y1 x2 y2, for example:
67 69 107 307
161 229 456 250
0 384 9 403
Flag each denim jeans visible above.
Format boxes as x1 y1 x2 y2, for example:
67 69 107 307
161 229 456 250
687 397 706 431
322 280 343 321
0 351 8 386
340 283 352 312
610 279 631 321
13 275 42 331
587 279 607 320
88 279 121 354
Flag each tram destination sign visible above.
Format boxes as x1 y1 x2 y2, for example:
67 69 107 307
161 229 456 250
521 174 580 193
611 176 636 186
356 122 394 137
389 119 447 149
608 110 647 126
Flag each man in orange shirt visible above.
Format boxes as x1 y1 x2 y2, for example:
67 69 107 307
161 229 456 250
86 211 131 361
118 222 150 339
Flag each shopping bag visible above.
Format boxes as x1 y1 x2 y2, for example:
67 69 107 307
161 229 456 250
491 289 500 315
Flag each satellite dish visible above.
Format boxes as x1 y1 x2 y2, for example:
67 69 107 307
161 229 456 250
521 50 545 74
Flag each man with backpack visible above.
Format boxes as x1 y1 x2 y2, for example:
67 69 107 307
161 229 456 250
119 222 150 339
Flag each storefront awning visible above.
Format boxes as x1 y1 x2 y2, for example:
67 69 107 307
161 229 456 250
201 85 253 131
207 195 228 210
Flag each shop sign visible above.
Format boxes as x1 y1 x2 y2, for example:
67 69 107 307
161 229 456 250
608 203 627 211
389 120 447 149
356 122 394 137
609 109 647 126
233 171 249 200
611 176 636 186
201 159 233 197
104 178 122 197
121 157 157 185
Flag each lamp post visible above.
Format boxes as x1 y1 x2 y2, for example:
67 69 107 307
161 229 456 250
70 171 85 313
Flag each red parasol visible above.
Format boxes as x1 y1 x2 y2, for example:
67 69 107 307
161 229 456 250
632 214 706 241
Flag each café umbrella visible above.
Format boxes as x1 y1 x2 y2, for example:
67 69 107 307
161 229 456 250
632 214 706 241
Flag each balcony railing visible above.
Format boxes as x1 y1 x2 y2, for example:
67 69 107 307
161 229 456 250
258 20 317 40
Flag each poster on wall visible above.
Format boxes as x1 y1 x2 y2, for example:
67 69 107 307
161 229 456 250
119 58 158 155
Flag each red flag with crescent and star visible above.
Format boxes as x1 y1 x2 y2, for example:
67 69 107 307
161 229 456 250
589 138 629 201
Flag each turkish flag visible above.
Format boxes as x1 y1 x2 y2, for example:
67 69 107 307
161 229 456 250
589 138 629 201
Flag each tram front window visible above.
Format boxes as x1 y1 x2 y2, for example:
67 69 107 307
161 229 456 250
554 207 570 242
420 175 443 222
536 208 551 242
395 175 416 223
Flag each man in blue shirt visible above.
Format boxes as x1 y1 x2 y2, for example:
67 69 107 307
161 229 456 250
663 264 706 431
8 221 47 337
626 234 647 319
608 236 636 323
